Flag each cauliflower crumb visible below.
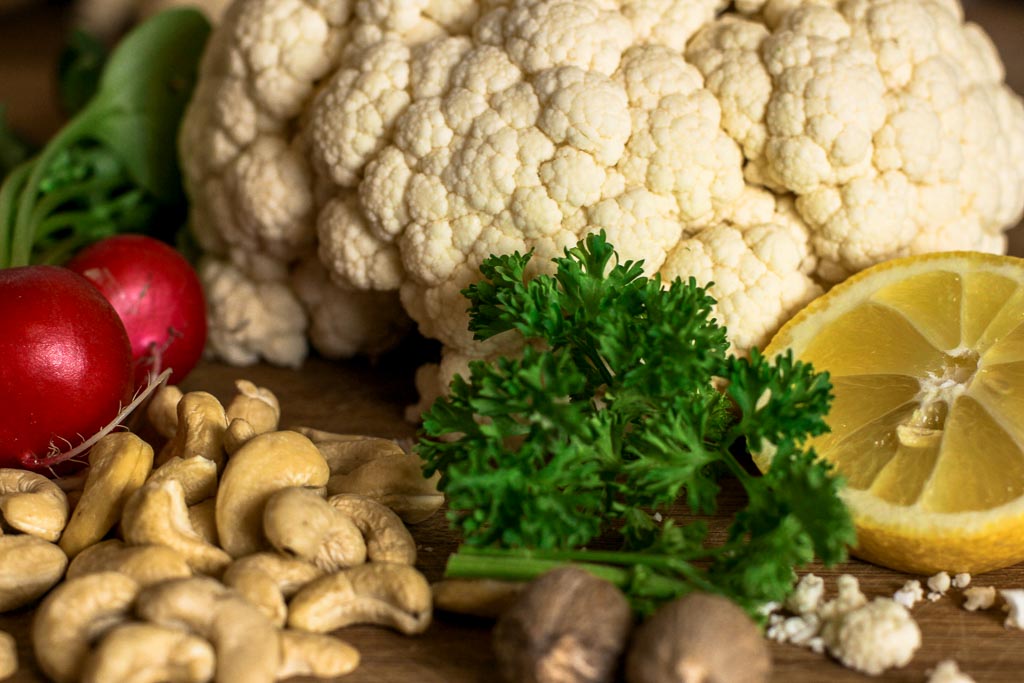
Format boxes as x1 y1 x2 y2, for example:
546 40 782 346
893 580 924 610
767 614 822 647
818 575 868 621
1000 589 1024 629
927 660 977 683
822 598 922 676
785 574 825 615
962 586 997 612
928 571 952 595
952 573 971 589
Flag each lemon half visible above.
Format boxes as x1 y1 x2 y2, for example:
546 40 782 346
759 251 1024 574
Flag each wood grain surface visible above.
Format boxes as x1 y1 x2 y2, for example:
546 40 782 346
3 2 1024 682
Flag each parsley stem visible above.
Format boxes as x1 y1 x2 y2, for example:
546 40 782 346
445 551 688 601
0 160 32 268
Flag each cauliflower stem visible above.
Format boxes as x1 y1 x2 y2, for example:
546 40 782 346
419 232 856 617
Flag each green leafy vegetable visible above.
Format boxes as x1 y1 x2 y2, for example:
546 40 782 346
0 9 210 269
418 231 855 616
57 30 108 116
0 106 33 180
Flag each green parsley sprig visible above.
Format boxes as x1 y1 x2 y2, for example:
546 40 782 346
418 232 855 616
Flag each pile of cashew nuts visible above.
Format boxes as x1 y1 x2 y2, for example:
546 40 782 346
0 379 444 682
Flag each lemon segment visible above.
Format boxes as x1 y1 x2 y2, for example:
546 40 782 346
761 251 1024 574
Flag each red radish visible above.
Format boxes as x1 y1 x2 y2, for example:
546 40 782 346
0 265 133 472
66 234 207 391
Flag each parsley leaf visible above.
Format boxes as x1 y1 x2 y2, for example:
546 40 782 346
419 231 855 615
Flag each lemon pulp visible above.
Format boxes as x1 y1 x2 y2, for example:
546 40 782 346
761 252 1024 574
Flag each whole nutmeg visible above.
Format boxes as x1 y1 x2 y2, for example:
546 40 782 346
625 592 770 683
493 567 634 683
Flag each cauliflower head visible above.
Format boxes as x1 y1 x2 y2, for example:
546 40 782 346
180 0 1024 376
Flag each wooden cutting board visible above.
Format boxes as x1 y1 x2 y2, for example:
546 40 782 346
4 355 1024 683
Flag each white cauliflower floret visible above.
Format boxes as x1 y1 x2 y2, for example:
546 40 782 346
927 570 952 601
962 585 996 611
291 256 413 360
179 0 1024 382
952 573 971 589
818 574 868 621
1000 589 1024 629
893 579 924 609
927 660 976 683
822 597 922 676
785 573 825 615
198 257 308 368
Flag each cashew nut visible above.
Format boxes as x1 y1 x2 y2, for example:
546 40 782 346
327 494 416 565
146 384 184 439
224 418 257 455
148 456 218 505
31 571 140 683
287 429 442 523
263 487 366 572
432 579 525 619
0 535 67 612
215 431 329 558
0 631 15 680
187 498 218 545
277 631 359 680
223 553 324 627
59 433 153 558
121 479 231 576
67 540 192 586
326 452 443 524
136 577 279 683
157 391 228 469
288 563 432 635
225 380 280 435
81 622 215 683
0 469 68 541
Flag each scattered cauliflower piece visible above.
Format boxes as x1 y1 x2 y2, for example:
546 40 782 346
818 574 868 621
893 580 924 610
927 660 976 683
177 0 1024 382
785 573 825 615
927 571 952 601
962 586 997 612
952 573 971 589
1000 589 1024 629
767 613 822 649
822 598 921 676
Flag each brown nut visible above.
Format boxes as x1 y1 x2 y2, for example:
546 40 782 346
66 539 192 586
157 391 228 468
222 553 324 627
31 572 140 683
121 479 231 576
0 468 69 541
493 567 633 683
59 433 153 558
288 562 432 635
224 418 258 455
326 494 416 565
326 450 443 524
0 535 68 612
81 622 215 683
625 592 770 683
277 631 360 680
136 577 279 683
432 579 525 619
215 431 329 558
263 487 366 571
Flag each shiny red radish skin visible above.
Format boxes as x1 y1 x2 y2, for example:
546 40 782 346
66 235 207 390
0 265 133 473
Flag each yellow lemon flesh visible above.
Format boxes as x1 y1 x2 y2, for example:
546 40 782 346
760 252 1024 575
